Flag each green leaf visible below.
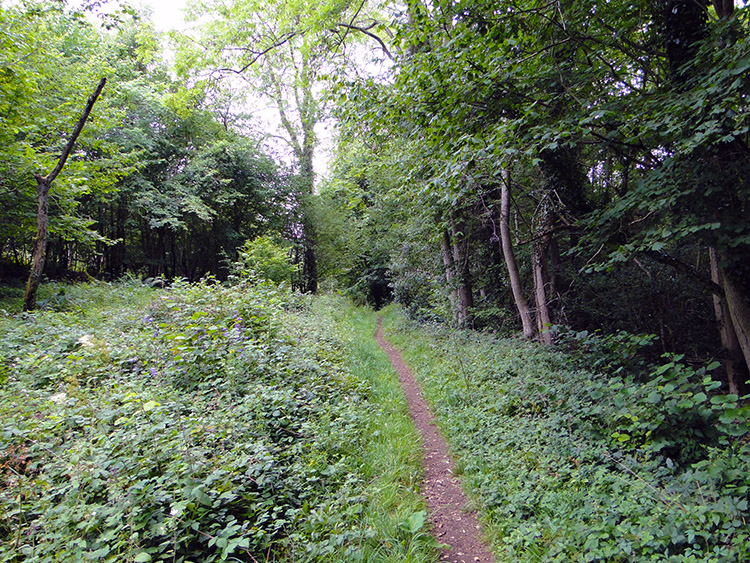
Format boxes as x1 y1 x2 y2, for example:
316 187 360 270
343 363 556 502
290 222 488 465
134 553 152 563
399 510 426 534
142 400 160 412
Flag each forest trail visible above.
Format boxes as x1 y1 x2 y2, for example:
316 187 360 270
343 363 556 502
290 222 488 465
375 319 495 563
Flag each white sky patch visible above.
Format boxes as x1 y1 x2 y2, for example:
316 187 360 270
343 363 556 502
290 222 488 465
134 0 189 32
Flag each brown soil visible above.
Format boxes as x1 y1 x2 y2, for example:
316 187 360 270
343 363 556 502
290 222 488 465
375 319 495 563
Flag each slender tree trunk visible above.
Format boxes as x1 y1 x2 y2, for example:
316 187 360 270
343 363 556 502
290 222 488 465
23 177 51 311
532 196 555 344
710 248 748 394
440 230 460 325
23 78 106 311
499 170 536 339
451 216 474 328
532 239 553 344
717 250 750 390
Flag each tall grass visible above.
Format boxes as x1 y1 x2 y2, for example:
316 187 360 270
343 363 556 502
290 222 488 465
315 299 439 563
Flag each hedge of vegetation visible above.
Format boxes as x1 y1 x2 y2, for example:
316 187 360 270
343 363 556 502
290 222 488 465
381 308 750 563
0 282 436 563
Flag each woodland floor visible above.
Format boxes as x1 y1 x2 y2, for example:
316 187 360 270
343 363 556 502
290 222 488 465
375 319 495 563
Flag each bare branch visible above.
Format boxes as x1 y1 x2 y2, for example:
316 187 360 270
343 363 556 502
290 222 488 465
216 31 304 74
335 23 393 59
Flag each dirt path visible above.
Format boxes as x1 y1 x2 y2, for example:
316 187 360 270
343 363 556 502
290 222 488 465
375 319 495 563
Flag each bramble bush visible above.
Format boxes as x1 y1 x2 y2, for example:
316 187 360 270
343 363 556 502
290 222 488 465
381 306 750 563
0 281 435 563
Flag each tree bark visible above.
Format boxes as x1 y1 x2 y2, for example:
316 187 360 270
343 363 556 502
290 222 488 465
24 77 106 311
450 216 474 328
440 230 460 325
713 0 734 20
24 177 51 311
274 54 318 294
717 250 750 390
499 170 536 339
532 194 555 344
532 239 553 345
710 248 748 394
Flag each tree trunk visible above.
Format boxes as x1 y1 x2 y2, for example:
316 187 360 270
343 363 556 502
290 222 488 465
532 238 553 345
270 56 318 293
451 216 474 328
532 194 555 344
717 250 750 391
713 0 734 20
440 230 460 325
23 177 51 311
23 77 106 311
499 170 536 339
710 248 748 394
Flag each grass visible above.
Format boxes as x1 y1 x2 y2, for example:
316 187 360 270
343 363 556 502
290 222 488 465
314 299 439 562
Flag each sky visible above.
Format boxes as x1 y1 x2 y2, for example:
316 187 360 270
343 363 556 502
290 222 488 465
135 0 189 32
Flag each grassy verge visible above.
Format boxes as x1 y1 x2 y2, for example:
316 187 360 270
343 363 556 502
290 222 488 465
315 299 438 563
0 282 437 563
379 305 750 563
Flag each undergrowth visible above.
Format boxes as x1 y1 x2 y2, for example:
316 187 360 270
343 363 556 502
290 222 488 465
380 306 750 563
0 281 437 563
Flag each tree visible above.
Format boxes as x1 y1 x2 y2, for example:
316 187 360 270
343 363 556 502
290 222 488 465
334 0 749 383
24 78 107 310
0 1 128 292
178 0 391 292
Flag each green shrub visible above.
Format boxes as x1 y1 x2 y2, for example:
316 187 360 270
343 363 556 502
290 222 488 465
234 236 294 284
0 282 434 563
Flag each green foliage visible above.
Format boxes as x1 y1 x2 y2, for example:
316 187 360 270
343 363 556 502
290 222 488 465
0 1 129 266
234 236 294 284
312 173 394 307
552 326 659 376
0 283 436 562
0 2 294 283
332 0 750 367
381 306 750 563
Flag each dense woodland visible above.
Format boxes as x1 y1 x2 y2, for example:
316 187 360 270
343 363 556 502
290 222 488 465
2 0 750 387
2 0 750 561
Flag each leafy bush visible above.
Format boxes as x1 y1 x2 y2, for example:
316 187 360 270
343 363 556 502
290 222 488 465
234 236 294 284
381 306 750 563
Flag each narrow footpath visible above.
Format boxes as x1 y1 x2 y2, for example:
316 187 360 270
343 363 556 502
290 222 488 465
375 319 495 563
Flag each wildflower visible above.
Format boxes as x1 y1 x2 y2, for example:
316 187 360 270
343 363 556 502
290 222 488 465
49 392 67 405
77 334 95 348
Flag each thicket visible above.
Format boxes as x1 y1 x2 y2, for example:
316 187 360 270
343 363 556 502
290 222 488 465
326 0 750 394
0 282 437 563
380 307 750 563
0 1 299 284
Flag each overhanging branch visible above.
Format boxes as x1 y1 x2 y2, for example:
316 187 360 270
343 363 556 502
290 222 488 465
335 23 393 60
